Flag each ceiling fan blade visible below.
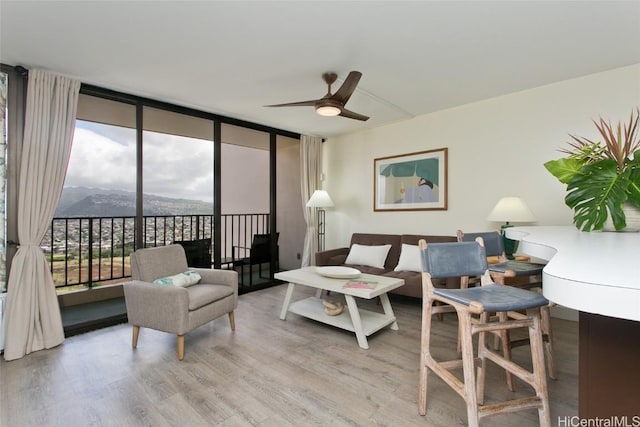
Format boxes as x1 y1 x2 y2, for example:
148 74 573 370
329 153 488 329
339 108 369 121
265 100 318 108
332 71 362 104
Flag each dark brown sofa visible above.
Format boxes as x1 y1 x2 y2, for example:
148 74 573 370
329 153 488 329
315 233 458 298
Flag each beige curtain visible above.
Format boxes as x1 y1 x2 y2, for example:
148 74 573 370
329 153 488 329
0 72 7 291
300 135 323 267
4 69 80 360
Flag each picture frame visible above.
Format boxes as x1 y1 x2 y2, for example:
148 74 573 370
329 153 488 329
374 148 448 211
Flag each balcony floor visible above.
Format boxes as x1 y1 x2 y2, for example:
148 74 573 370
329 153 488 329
60 297 128 337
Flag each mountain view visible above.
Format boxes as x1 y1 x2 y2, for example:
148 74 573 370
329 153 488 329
55 187 214 217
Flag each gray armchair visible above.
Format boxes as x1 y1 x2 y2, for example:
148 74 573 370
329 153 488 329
123 244 238 360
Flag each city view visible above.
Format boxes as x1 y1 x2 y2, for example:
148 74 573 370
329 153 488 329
45 116 270 291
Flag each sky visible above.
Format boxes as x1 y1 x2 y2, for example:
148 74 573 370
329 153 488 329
67 120 215 203
66 120 271 213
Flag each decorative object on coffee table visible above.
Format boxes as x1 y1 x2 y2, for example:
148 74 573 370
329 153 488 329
315 266 361 279
322 299 344 316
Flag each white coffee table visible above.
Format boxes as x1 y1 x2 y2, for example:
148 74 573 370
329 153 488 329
275 267 405 349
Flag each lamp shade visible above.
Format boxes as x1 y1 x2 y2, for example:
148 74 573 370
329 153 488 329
487 197 536 223
306 190 334 208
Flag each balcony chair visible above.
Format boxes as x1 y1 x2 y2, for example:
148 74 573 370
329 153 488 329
123 244 238 361
232 233 279 287
418 239 550 427
457 230 556 382
174 238 212 268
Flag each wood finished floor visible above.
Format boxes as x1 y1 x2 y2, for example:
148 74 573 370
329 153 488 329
0 284 578 426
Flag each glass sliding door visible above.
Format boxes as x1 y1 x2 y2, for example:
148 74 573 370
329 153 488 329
220 123 273 288
50 94 137 291
142 107 214 264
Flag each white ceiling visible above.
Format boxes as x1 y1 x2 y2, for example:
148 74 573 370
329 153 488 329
1 1 639 138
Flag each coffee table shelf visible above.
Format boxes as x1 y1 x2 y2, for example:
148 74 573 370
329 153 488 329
288 296 397 336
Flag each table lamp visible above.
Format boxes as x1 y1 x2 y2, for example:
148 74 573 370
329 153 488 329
487 196 536 259
306 190 334 252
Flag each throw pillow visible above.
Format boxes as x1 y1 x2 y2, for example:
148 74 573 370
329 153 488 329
345 244 392 269
394 243 422 272
153 270 202 287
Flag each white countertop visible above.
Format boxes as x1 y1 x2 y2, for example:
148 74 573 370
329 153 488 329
506 226 640 321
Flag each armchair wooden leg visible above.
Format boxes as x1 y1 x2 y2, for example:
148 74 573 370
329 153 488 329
177 335 185 361
228 311 236 331
132 325 140 349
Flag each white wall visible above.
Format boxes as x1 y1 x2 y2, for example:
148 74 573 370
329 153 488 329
221 143 269 214
323 64 640 250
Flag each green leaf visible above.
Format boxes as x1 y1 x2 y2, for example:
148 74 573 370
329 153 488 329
565 159 630 231
544 158 584 184
626 150 640 207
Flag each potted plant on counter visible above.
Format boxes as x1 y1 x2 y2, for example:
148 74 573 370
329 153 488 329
544 108 640 232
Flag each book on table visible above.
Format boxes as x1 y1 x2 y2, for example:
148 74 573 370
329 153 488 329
343 280 378 290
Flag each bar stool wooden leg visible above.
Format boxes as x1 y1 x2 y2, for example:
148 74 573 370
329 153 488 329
497 311 515 391
527 309 551 427
459 310 480 427
476 312 489 405
540 305 556 380
418 296 434 416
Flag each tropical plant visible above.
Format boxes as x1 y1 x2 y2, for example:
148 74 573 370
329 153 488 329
544 108 640 231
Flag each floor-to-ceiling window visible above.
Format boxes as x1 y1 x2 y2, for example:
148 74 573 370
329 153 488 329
142 107 214 248
220 124 273 286
47 95 137 291
40 81 300 296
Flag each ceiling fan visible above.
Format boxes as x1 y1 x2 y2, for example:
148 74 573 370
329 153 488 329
266 71 369 121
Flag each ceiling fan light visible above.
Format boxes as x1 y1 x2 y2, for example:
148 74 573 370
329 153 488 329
316 105 341 117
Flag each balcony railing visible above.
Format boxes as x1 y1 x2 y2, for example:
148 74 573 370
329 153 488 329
42 213 270 290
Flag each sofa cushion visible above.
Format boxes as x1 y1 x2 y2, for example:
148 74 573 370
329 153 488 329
345 244 392 269
350 233 402 269
153 270 201 287
394 243 422 272
186 284 234 311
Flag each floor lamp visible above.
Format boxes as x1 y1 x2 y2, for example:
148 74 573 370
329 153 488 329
306 190 334 252
487 196 536 259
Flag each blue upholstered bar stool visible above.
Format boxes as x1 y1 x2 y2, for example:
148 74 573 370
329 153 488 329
457 230 556 382
418 239 550 427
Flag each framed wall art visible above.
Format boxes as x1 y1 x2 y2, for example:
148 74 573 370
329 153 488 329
374 148 448 211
